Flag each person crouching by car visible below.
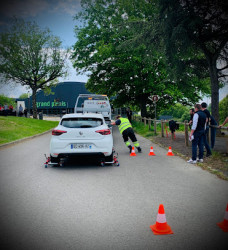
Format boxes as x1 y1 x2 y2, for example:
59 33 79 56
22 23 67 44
187 104 206 164
112 115 142 153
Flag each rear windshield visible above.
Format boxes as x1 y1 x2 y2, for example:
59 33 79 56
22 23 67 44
61 118 103 128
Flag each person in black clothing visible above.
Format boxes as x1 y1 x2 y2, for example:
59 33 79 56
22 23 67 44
201 102 212 157
209 115 217 149
126 107 132 124
189 108 194 129
24 108 28 118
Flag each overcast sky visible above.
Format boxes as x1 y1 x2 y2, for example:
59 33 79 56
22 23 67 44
0 0 88 97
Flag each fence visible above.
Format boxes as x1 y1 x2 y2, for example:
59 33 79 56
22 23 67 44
133 115 228 148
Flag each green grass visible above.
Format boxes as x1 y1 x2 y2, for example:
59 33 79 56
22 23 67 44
0 116 59 145
132 121 157 137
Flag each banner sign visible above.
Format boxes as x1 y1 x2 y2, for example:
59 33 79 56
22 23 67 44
36 101 67 108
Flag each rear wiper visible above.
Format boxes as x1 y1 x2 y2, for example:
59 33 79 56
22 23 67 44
80 125 92 128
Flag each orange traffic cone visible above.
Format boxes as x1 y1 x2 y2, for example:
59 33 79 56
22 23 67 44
130 146 136 156
150 204 173 235
167 146 174 156
217 204 228 232
148 146 156 156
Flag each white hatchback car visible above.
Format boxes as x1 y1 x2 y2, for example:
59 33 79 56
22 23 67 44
50 113 113 165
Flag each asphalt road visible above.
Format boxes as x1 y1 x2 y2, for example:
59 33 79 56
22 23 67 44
0 126 227 250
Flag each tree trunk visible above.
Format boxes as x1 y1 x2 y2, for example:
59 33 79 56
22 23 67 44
139 94 148 117
32 89 38 119
208 58 219 123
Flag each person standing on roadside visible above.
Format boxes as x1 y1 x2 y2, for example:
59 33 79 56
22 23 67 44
126 107 132 124
3 103 8 116
201 102 212 157
209 115 217 149
219 117 228 128
189 108 195 129
219 117 228 155
24 108 28 118
187 104 206 164
19 104 23 117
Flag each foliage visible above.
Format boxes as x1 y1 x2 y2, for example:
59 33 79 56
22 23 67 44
219 95 228 123
181 111 191 123
159 0 228 122
0 17 69 118
0 116 58 145
72 0 209 117
0 94 15 107
159 103 190 120
19 93 29 99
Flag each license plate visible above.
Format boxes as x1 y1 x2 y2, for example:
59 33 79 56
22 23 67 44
71 144 92 149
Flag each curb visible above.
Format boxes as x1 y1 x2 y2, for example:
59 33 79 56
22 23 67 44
0 129 53 149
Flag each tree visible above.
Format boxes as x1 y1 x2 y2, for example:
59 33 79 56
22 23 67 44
72 0 207 117
159 0 228 122
0 94 15 107
0 18 69 118
219 95 228 123
19 93 29 99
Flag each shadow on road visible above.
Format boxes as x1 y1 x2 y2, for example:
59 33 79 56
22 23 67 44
44 159 118 170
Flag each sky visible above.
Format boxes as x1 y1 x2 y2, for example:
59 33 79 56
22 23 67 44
0 0 227 102
0 0 88 98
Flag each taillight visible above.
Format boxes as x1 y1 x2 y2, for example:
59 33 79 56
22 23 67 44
52 129 67 136
95 129 111 135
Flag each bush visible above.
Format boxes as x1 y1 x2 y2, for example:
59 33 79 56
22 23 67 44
219 95 228 123
160 103 190 119
0 95 15 108
181 111 190 122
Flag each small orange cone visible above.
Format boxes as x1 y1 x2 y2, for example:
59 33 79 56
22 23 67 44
148 146 156 156
167 146 174 156
130 146 136 156
150 204 173 235
217 204 228 232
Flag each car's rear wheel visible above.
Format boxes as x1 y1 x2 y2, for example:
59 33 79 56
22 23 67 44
105 152 113 162
51 156 59 163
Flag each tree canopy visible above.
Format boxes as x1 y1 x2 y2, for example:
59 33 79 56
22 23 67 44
0 18 69 118
72 0 211 117
159 0 228 122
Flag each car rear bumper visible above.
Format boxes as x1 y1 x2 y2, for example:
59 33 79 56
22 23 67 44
51 152 108 163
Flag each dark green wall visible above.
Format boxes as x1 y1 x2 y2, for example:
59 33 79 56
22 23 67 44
17 82 91 112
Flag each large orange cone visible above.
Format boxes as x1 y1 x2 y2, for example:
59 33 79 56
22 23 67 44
148 146 156 156
167 146 174 156
150 204 173 235
217 204 228 232
130 146 136 156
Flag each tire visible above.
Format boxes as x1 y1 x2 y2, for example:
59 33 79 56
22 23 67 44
50 156 59 163
105 152 113 162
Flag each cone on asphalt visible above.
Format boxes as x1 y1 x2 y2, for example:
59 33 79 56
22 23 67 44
167 146 174 156
130 146 136 156
150 204 173 235
148 146 156 156
217 204 228 232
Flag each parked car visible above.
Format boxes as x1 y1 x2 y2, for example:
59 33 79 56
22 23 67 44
50 113 113 165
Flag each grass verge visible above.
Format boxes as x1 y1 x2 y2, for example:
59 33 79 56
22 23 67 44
0 116 59 145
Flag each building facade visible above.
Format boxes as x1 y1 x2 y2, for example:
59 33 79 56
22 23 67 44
22 81 91 115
